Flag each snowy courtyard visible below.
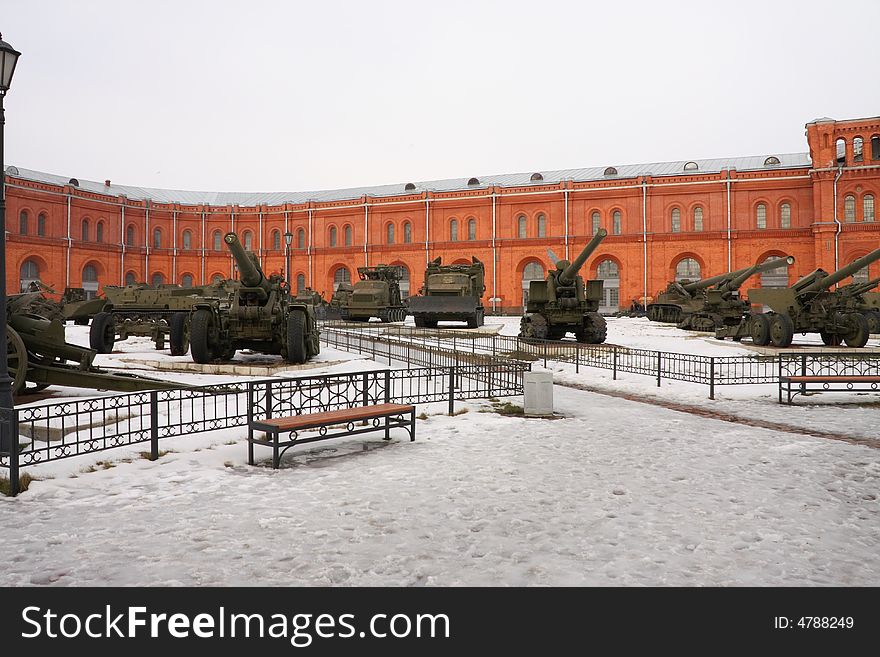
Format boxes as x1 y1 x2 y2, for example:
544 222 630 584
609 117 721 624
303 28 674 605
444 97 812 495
1 319 878 586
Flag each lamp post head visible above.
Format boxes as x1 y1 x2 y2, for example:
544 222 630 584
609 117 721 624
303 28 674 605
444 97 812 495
284 231 293 247
0 34 21 94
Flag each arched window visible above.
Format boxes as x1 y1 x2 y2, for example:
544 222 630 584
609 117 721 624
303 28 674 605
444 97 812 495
521 261 545 309
19 259 40 292
329 226 337 247
96 222 104 243
780 203 791 229
756 204 767 229
468 218 477 241
183 230 193 250
153 228 162 249
82 219 90 241
151 273 164 287
597 259 620 314
386 223 395 244
865 195 875 222
397 266 410 299
125 271 137 285
854 137 864 162
212 274 225 284
296 273 306 293
126 225 136 246
403 222 412 243
272 230 281 250
537 214 546 238
37 213 46 237
671 208 681 233
873 136 880 161
243 231 253 250
181 274 194 288
213 230 222 251
693 207 703 232
517 215 526 239
19 210 28 235
591 211 601 235
844 195 856 222
333 267 351 291
450 219 459 241
297 228 305 249
836 138 847 166
851 261 870 285
83 264 99 300
612 211 621 235
675 258 701 282
683 161 699 171
760 257 789 288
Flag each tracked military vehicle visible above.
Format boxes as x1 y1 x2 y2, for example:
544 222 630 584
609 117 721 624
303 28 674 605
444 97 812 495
647 257 795 331
716 247 880 347
519 229 608 343
339 265 406 322
408 257 486 328
188 232 320 364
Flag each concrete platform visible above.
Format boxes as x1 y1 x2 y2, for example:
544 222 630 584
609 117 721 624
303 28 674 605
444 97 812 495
116 357 345 376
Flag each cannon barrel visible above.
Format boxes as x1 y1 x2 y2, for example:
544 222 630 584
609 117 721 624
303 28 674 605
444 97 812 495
722 256 795 292
224 232 271 292
679 265 753 293
561 229 607 284
842 276 880 296
800 247 880 294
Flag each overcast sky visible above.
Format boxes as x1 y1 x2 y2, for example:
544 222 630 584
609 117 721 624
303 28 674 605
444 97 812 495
3 0 879 194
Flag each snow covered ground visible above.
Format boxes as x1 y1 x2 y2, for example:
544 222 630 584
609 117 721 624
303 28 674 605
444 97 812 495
2 318 878 586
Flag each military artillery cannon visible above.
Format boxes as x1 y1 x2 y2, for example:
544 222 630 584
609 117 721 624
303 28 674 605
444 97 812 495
837 276 880 334
339 265 407 323
5 293 188 396
188 232 320 364
716 248 880 347
647 257 795 330
408 256 486 328
519 229 608 343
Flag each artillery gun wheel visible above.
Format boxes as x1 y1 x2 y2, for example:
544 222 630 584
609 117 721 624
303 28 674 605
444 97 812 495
864 310 880 335
577 313 607 344
820 331 842 346
749 315 771 346
769 313 794 348
89 312 116 353
169 312 190 356
190 309 218 364
519 314 548 342
6 326 28 396
287 310 308 364
843 313 869 348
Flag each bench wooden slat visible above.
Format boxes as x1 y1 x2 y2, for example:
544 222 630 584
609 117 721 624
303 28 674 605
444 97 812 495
782 376 880 383
254 403 414 432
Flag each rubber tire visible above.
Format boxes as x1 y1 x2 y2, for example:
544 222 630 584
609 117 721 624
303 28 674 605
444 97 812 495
769 313 794 348
89 312 116 353
169 312 190 356
190 309 216 364
820 331 842 346
6 326 28 396
864 310 880 335
287 310 307 364
843 313 869 348
749 314 771 346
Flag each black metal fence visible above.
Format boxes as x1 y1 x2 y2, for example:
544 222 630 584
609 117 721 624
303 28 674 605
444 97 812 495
1 362 528 494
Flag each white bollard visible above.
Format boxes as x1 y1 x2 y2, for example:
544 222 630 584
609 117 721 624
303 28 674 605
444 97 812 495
523 371 554 417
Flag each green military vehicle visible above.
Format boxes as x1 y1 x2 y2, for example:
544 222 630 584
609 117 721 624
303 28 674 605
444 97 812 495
519 229 608 343
408 256 486 328
339 265 407 323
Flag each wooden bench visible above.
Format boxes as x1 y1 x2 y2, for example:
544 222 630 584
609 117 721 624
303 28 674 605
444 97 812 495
248 403 416 468
779 375 880 404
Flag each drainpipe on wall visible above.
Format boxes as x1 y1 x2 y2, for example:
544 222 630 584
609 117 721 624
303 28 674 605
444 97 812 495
172 209 177 283
120 202 125 285
832 166 843 275
145 201 150 284
308 207 313 287
258 209 263 257
491 190 497 314
726 170 732 270
641 178 647 305
65 192 71 288
229 208 234 277
364 202 369 267
563 188 570 261
425 197 430 265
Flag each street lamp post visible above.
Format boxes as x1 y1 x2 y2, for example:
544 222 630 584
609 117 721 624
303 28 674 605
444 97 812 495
0 34 22 461
283 231 294 298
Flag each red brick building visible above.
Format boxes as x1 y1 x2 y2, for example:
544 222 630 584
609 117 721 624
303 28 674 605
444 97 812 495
5 116 880 313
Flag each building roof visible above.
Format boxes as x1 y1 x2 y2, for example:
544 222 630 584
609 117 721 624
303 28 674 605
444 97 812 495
5 151 812 206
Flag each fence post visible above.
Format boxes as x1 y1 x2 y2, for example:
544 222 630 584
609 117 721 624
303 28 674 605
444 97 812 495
656 351 662 387
575 345 580 374
448 367 455 416
8 408 20 496
778 354 783 404
709 357 715 400
384 370 391 404
543 341 548 368
613 347 618 380
800 353 807 396
362 372 369 406
388 338 392 366
265 381 273 419
150 390 159 461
